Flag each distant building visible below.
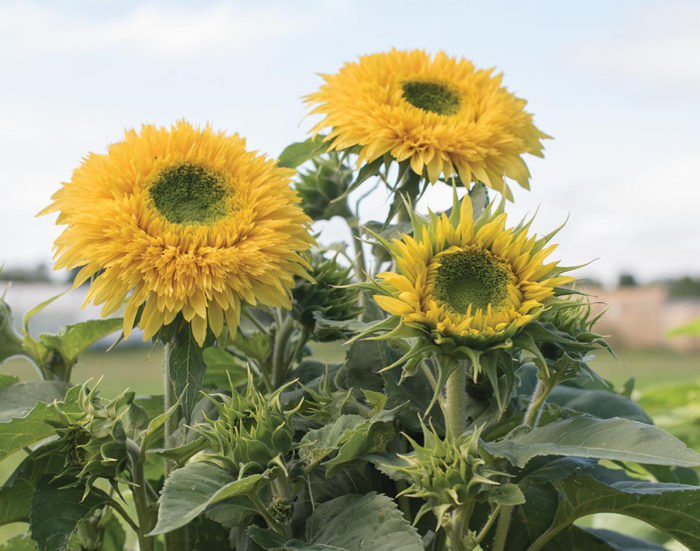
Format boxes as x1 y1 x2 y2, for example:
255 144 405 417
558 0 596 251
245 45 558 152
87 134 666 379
586 285 700 351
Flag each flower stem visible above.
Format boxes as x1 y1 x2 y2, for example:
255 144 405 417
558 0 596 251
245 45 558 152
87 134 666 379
523 379 550 428
162 343 187 551
473 504 502 546
491 505 513 551
347 218 368 282
126 439 155 551
271 314 296 388
445 363 467 439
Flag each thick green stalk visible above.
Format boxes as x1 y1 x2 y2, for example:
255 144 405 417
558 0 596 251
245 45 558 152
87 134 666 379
126 439 155 551
271 315 296 388
523 379 550 428
449 502 474 551
162 343 187 551
347 218 368 281
445 363 467 439
491 505 513 551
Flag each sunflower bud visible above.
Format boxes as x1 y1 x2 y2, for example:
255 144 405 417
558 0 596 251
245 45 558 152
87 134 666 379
44 385 136 488
193 375 297 474
390 425 504 528
291 252 361 341
295 155 354 222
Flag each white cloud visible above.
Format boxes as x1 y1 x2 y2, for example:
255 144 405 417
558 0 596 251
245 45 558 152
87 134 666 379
576 3 700 88
0 2 321 59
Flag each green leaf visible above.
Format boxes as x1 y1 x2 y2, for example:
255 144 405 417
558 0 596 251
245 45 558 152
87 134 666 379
0 402 63 461
485 417 700 468
278 136 328 169
22 291 68 335
490 483 526 506
38 318 122 366
99 510 127 551
232 331 272 364
0 452 65 527
168 328 207 422
0 374 19 390
202 346 248 388
298 415 366 468
535 474 700 550
0 381 70 423
0 535 37 551
299 412 395 475
578 527 667 550
304 493 422 551
30 478 111 551
331 156 384 204
547 386 652 424
150 462 268 535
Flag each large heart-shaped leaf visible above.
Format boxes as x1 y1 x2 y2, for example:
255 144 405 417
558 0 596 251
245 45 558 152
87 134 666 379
30 477 111 551
529 473 700 551
249 493 423 551
0 381 70 423
485 417 700 468
150 462 268 535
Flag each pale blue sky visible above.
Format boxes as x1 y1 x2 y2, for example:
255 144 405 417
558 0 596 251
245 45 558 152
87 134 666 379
1 0 698 284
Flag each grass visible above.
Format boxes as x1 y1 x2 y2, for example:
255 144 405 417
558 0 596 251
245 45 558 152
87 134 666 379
2 345 697 398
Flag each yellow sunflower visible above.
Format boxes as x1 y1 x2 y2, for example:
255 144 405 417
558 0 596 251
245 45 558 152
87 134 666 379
372 192 574 346
41 121 314 346
306 49 549 199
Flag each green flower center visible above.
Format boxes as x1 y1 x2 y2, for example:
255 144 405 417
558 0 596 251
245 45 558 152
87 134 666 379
431 248 513 314
401 80 461 116
150 163 228 225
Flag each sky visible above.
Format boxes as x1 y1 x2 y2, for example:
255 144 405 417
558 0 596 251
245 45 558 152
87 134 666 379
0 0 698 285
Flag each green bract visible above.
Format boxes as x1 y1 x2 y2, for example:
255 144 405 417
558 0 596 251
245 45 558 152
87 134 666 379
192 374 298 474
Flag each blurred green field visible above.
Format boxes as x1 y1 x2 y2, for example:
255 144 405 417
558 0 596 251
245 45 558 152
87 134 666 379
2 344 697 398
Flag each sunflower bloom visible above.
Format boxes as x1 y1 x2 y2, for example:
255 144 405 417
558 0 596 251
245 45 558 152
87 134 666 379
372 193 573 346
41 121 314 345
306 49 549 199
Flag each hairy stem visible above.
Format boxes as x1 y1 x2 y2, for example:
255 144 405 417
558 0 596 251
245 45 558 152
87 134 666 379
523 379 550 428
126 439 155 551
162 344 187 551
271 315 296 388
347 218 368 282
526 525 567 551
445 363 468 439
473 504 502 546
491 505 513 551
449 502 474 551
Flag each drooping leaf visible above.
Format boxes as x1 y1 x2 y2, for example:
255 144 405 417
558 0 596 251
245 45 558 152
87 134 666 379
485 417 700 468
304 493 422 551
150 462 269 535
578 527 668 550
298 412 396 476
38 318 123 366
547 385 652 424
0 381 70 423
535 474 700 550
0 402 64 461
29 477 111 551
278 136 328 169
249 493 422 551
